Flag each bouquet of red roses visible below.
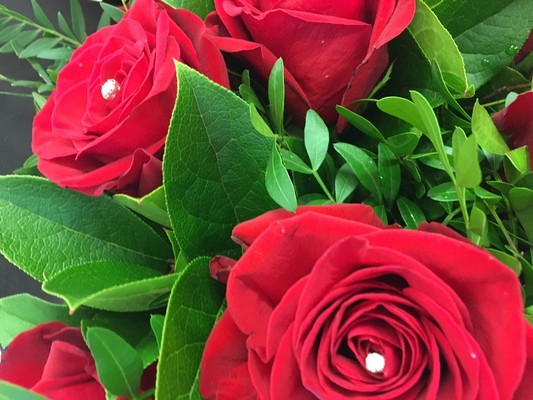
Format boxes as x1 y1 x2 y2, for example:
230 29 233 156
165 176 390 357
0 0 532 399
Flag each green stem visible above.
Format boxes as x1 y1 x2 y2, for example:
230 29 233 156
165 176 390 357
137 387 156 400
441 207 462 226
312 170 335 203
485 201 517 250
480 98 506 108
451 179 470 233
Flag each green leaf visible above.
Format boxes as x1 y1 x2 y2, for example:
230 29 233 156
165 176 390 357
0 382 48 400
430 60 472 119
162 0 214 19
386 131 421 157
150 314 165 350
280 148 313 174
268 58 285 135
0 293 95 348
69 0 86 41
378 143 401 207
266 146 297 211
0 176 172 281
113 186 171 228
428 182 475 202
42 261 177 312
336 105 386 142
335 163 358 203
163 63 276 260
509 187 533 242
468 206 488 246
334 143 382 201
505 146 530 177
397 196 426 229
57 12 76 38
408 0 468 93
304 109 329 171
377 96 424 130
454 131 482 188
452 0 533 89
18 38 62 58
31 0 54 30
99 3 125 23
472 101 510 155
156 257 225 400
249 104 275 138
488 249 522 275
86 327 144 398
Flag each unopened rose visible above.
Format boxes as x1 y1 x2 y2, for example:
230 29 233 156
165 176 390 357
32 0 229 196
206 0 415 126
492 91 533 165
200 205 533 399
0 322 105 400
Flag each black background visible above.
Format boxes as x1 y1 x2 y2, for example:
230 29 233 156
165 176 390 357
0 1 103 299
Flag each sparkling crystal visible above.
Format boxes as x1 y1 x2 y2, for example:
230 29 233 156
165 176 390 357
101 78 120 100
365 352 385 374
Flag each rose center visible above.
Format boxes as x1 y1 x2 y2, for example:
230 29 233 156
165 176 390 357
101 79 120 100
365 352 385 374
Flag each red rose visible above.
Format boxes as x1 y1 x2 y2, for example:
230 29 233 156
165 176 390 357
206 0 415 126
32 0 229 196
200 205 533 399
492 91 533 165
0 322 105 400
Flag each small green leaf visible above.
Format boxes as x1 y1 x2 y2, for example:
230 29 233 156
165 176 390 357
99 3 125 23
150 314 165 350
266 146 297 211
377 96 424 130
31 0 54 30
334 143 382 201
468 206 488 245
42 261 177 312
18 38 62 58
397 196 426 229
0 382 48 400
304 109 329 171
113 186 171 228
474 186 501 205
156 257 225 400
455 132 482 188
249 104 275 138
428 182 475 202
472 101 510 155
268 58 285 135
488 249 522 275
386 132 421 157
69 0 86 41
57 12 76 38
280 148 313 174
335 163 358 203
336 105 386 142
505 146 530 176
378 143 401 207
162 0 214 19
509 187 533 242
86 327 144 398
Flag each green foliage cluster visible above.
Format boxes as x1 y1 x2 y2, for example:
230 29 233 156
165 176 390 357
0 0 531 398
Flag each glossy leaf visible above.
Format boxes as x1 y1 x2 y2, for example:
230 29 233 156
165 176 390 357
114 186 170 228
397 197 426 229
386 132 420 157
86 327 144 398
266 146 297 211
42 261 177 312
162 0 214 18
280 149 313 174
336 106 386 142
335 163 358 203
472 101 510 155
454 131 482 188
156 257 225 400
378 143 401 207
0 176 172 281
304 109 329 171
268 58 285 135
163 63 275 259
334 143 382 201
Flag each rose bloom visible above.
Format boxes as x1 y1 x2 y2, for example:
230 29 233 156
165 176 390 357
206 0 415 125
0 322 105 399
200 205 533 399
492 91 533 165
32 0 229 196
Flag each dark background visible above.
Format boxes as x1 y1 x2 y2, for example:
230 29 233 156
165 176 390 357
0 1 103 299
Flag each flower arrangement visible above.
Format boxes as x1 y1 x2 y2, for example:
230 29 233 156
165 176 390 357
0 0 532 399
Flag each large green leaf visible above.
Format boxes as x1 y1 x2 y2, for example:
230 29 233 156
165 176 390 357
408 0 468 94
42 261 177 312
156 257 225 400
162 0 214 19
450 0 533 89
0 382 47 400
0 293 95 348
0 176 172 281
163 63 276 259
